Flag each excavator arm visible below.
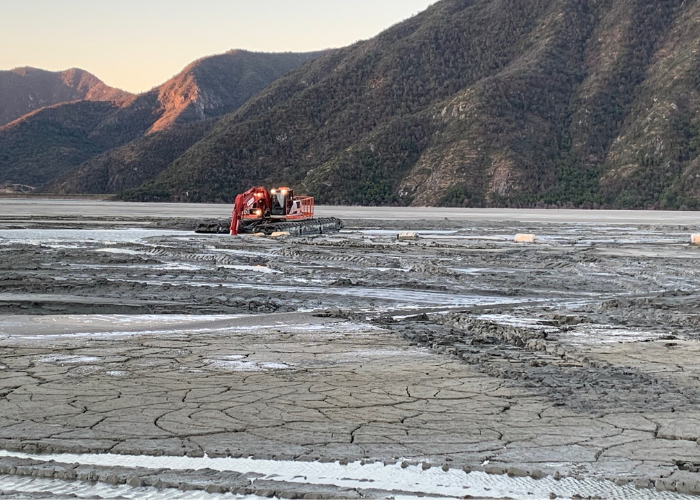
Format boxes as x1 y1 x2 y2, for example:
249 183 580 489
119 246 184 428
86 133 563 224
230 186 271 235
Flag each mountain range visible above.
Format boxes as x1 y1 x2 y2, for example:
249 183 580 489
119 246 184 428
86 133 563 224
3 0 700 209
0 67 132 127
0 51 322 192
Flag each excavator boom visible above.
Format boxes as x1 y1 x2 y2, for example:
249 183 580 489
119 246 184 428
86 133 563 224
230 186 272 235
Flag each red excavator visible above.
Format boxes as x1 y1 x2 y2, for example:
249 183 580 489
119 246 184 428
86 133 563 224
196 186 343 236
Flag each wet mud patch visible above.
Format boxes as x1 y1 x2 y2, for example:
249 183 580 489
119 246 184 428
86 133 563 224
391 314 700 414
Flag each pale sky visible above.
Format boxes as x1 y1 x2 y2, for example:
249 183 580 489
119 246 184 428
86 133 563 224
1 0 438 94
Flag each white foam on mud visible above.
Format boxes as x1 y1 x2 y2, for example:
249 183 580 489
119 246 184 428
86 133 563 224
343 349 432 358
564 324 669 346
368 266 410 272
0 228 183 245
477 314 559 332
206 357 291 372
38 355 101 364
40 243 84 249
10 326 234 341
452 267 520 275
0 314 253 340
115 277 526 308
0 315 379 344
574 237 686 245
157 263 208 271
81 262 207 272
0 451 692 500
284 322 384 333
69 314 251 326
447 235 513 241
96 248 145 255
353 229 459 236
217 264 281 274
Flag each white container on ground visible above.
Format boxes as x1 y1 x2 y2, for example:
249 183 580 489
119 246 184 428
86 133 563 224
397 232 419 241
514 234 536 243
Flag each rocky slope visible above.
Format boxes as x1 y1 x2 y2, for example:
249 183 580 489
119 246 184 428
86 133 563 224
122 0 700 209
0 67 131 127
145 50 325 133
0 51 322 190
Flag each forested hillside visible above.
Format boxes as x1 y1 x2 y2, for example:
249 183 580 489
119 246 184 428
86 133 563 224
44 122 214 195
0 51 322 191
0 101 124 186
121 0 700 209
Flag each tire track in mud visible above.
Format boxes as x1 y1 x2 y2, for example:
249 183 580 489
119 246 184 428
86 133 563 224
389 314 700 414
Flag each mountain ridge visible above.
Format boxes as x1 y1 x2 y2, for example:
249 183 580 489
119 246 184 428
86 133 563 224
0 50 325 191
121 0 700 209
0 67 132 127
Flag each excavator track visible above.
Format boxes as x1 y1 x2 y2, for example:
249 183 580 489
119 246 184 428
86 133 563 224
195 217 343 236
247 217 344 236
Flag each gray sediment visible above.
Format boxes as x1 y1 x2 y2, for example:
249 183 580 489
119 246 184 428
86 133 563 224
0 210 698 498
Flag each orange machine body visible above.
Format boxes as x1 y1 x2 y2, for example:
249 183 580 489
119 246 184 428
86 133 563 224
230 186 314 235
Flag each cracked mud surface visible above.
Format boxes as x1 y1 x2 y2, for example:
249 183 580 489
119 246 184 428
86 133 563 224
0 208 699 498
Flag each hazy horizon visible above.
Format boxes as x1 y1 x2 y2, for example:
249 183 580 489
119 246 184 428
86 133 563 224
1 0 438 94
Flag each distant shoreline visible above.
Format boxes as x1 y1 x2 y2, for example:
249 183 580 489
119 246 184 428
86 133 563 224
0 193 111 200
2 198 700 225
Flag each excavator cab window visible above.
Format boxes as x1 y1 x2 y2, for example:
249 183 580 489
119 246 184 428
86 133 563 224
270 192 285 216
270 188 294 217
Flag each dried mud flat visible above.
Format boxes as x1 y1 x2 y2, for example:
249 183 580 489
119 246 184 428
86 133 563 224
0 207 699 499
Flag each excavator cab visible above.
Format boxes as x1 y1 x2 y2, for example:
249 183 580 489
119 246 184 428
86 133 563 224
270 187 294 217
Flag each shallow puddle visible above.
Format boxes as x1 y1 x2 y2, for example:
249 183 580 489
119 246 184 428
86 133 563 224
0 314 382 344
0 228 185 245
